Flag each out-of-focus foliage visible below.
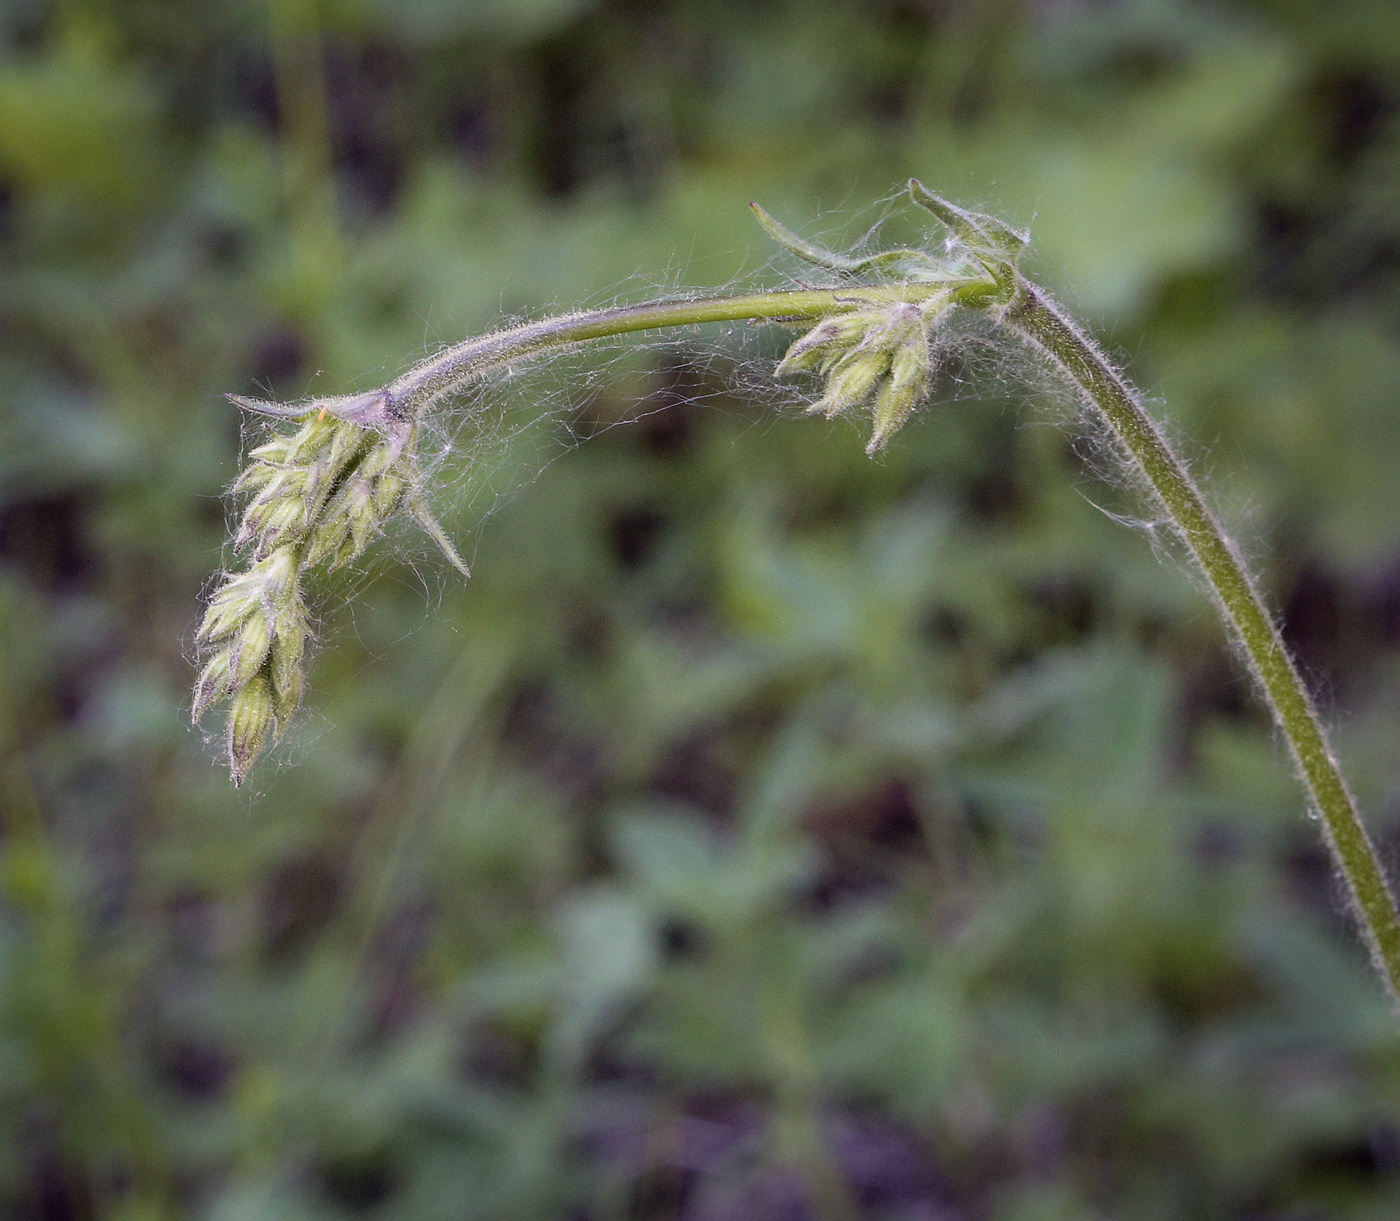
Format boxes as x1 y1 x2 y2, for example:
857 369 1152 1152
3 0 1400 1217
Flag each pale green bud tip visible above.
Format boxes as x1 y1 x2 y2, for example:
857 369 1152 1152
867 368 925 455
228 674 276 787
192 650 234 724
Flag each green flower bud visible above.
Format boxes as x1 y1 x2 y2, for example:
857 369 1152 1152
246 435 295 466
371 471 406 517
357 441 398 479
813 349 888 418
230 610 272 686
321 419 366 470
231 461 283 496
253 547 299 606
228 674 276 787
776 312 871 375
270 614 307 699
855 302 920 350
286 414 341 464
339 479 380 565
302 473 376 569
192 649 234 723
250 498 309 556
271 665 304 725
251 467 308 507
301 516 353 569
235 493 297 551
867 337 929 455
197 586 257 643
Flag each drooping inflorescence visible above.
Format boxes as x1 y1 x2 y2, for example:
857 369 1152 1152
775 298 952 454
194 394 469 784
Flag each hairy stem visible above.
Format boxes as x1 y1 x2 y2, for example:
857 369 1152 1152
386 283 980 416
1000 275 1400 1003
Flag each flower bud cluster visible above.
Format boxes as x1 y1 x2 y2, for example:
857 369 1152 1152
194 404 467 785
777 299 951 454
232 413 412 570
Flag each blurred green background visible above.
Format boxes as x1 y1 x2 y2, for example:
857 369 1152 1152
4 0 1400 1218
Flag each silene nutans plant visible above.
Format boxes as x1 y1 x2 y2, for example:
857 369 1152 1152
195 180 1400 1010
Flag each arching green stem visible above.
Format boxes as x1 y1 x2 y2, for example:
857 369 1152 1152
387 283 987 416
999 275 1400 1005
